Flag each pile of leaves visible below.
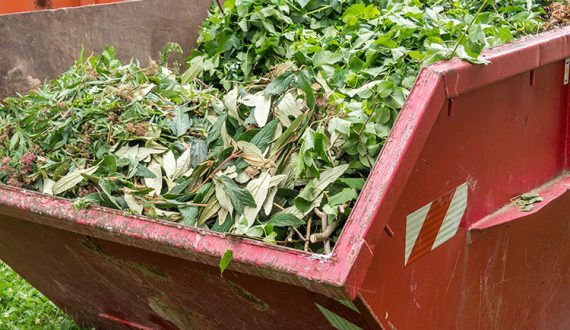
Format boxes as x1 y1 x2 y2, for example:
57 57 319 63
0 0 550 253
544 0 570 29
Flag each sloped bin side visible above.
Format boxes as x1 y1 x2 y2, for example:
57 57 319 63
0 11 568 329
359 26 570 329
0 0 209 98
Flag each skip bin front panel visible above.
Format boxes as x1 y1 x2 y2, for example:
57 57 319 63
0 214 376 329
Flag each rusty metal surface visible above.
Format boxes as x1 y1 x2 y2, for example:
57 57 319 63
0 0 210 98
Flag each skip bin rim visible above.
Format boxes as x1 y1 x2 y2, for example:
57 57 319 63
0 26 569 300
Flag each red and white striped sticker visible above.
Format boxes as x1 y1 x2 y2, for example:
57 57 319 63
405 183 468 266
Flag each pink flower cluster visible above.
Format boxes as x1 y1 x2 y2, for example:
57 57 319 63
19 152 37 175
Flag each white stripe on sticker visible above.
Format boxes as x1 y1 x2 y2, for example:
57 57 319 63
405 202 431 265
432 182 468 250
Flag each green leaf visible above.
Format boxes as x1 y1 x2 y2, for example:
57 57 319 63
215 176 256 214
313 129 331 164
265 71 294 96
181 56 204 84
100 155 117 174
313 51 343 68
295 0 309 8
250 120 278 151
328 188 358 206
273 112 307 152
136 164 157 178
267 213 304 228
219 249 233 276
180 206 200 226
170 107 192 137
338 178 365 189
296 71 315 110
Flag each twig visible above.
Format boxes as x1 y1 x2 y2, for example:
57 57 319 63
187 203 208 207
293 227 306 242
106 122 113 145
215 0 224 14
304 218 312 252
314 208 331 254
307 5 331 15
310 220 339 244
448 0 490 59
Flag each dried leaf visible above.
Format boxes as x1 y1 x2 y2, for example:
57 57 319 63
144 161 163 196
162 150 176 179
241 92 272 128
241 172 271 228
172 147 192 180
124 193 143 215
52 166 99 195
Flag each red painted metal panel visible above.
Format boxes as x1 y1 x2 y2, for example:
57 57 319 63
359 27 570 328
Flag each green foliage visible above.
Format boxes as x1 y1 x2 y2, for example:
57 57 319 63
0 1 547 253
0 262 80 328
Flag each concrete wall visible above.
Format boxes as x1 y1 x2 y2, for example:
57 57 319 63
0 0 212 97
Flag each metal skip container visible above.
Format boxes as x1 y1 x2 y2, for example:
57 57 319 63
0 3 569 328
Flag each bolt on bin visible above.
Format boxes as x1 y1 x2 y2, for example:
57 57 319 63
0 2 569 328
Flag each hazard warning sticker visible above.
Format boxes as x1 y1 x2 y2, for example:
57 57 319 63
405 182 468 266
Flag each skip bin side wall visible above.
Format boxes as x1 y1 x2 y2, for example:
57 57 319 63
0 0 211 98
358 27 570 328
